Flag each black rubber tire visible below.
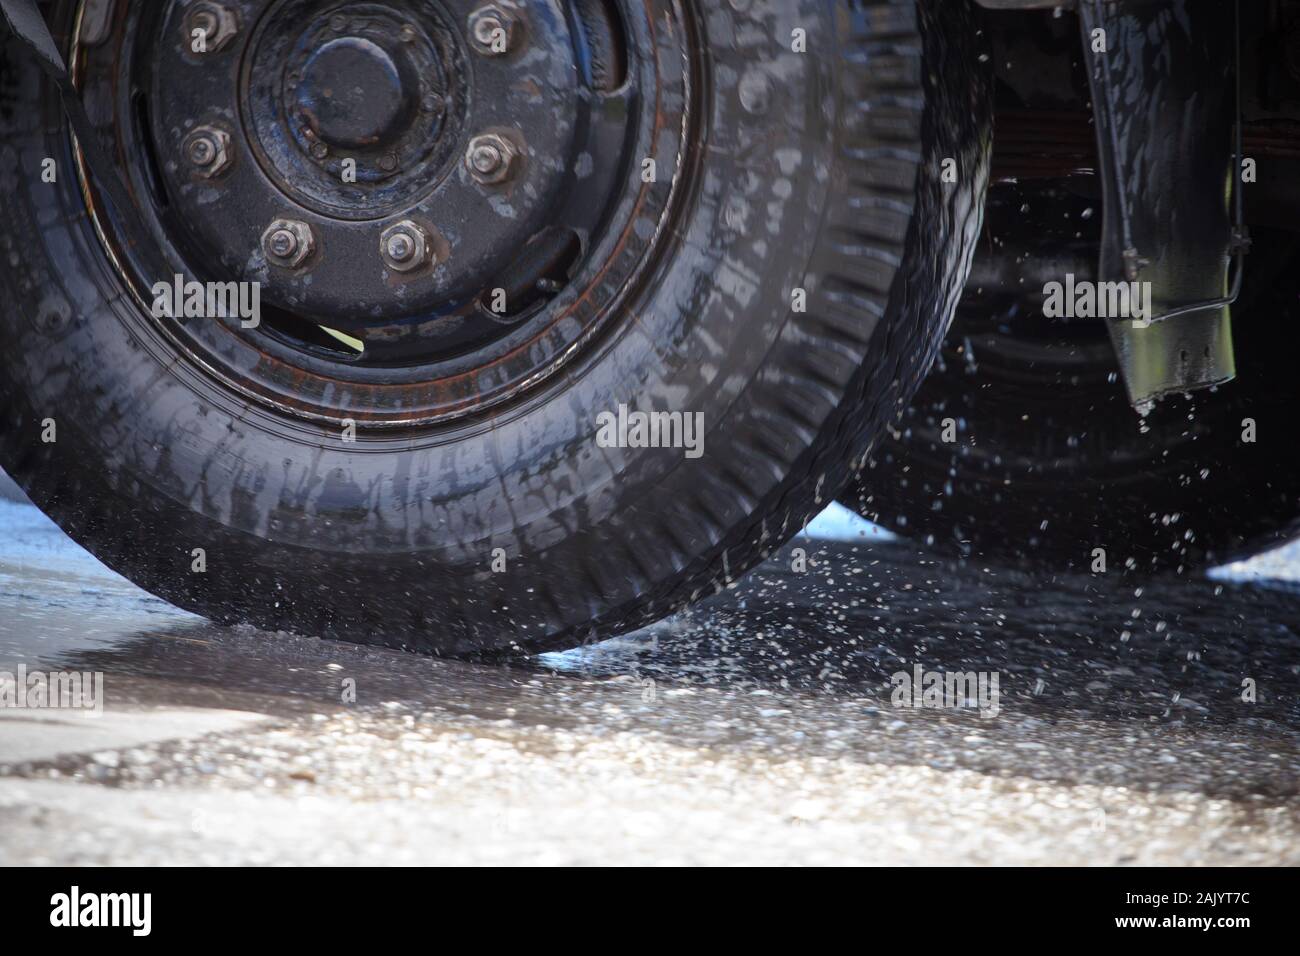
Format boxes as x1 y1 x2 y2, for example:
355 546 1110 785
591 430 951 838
0 0 991 654
839 207 1300 574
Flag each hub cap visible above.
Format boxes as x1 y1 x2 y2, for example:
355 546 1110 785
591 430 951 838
239 1 465 220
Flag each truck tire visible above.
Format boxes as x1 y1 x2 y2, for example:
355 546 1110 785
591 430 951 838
0 0 990 653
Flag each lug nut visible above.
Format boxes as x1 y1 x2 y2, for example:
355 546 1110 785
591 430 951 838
468 4 522 56
465 133 519 185
182 125 232 178
380 220 433 273
262 219 316 269
184 2 240 55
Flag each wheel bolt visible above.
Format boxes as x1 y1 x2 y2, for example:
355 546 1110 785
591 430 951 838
380 220 433 273
387 234 414 262
468 4 522 56
269 230 296 258
470 142 501 174
465 133 519 185
184 2 240 55
182 125 232 178
187 138 214 166
262 219 316 269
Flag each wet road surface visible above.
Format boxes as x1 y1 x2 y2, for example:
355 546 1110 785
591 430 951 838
2 492 1299 865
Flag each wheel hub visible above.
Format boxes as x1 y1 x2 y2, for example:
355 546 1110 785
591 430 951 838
241 1 463 220
297 37 409 150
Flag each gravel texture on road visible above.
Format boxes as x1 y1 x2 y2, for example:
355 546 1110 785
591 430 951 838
2 498 1298 865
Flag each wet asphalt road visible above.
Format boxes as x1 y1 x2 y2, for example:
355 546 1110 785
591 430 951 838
2 486 1300 865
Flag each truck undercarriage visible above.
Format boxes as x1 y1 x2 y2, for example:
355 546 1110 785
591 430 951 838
1 0 1293 650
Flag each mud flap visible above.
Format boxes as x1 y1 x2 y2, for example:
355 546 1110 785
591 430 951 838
1078 0 1244 409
